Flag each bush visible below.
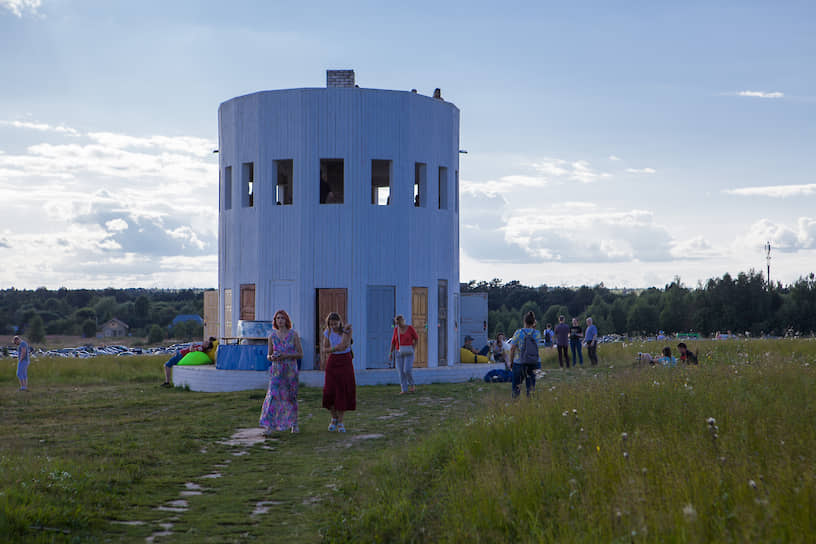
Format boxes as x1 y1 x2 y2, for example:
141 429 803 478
27 314 46 343
147 324 164 344
81 319 97 338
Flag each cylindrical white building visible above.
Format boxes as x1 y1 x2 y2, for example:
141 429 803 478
217 70 460 370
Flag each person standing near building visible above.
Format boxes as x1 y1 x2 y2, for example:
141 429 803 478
508 311 542 398
569 318 584 366
260 310 303 435
554 315 571 368
389 314 418 395
321 312 356 432
584 317 599 366
13 336 30 391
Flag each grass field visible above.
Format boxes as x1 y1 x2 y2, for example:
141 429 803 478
1 339 814 542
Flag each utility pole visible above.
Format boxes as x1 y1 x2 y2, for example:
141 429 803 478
765 241 772 290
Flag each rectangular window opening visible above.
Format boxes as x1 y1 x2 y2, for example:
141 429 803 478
275 159 293 205
371 159 391 205
320 159 344 204
438 166 448 210
242 162 254 208
223 166 232 210
414 162 426 207
455 170 459 213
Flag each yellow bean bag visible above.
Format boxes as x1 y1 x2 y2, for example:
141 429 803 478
460 348 489 364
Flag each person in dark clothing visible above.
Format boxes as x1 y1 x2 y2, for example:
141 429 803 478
569 317 584 366
554 315 570 368
677 342 698 364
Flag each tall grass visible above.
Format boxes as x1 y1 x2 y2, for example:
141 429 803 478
327 339 816 543
1 354 164 385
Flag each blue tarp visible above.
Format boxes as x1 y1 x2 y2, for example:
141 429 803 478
215 344 270 371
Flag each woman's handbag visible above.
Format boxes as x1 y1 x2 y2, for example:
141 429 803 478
398 345 414 355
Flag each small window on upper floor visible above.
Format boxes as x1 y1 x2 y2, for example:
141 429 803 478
438 166 448 210
414 162 426 208
275 159 293 205
371 160 391 205
242 162 254 208
223 166 232 210
320 159 344 204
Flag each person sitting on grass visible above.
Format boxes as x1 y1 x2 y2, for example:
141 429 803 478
677 342 698 364
161 337 217 387
491 332 507 364
657 346 677 367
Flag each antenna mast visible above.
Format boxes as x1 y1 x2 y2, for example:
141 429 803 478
765 241 772 289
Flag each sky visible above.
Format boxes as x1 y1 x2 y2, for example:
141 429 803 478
1 0 815 290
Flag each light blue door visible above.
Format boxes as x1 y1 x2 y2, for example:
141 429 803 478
366 285 395 369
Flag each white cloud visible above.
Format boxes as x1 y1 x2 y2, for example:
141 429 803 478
733 217 816 253
529 158 611 184
737 90 784 99
725 183 816 198
0 120 79 136
625 167 656 174
0 0 41 17
0 124 218 288
461 174 548 195
105 218 129 232
670 236 716 258
608 155 621 161
87 132 214 158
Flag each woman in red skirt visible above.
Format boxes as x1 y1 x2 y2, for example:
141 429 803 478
321 312 356 432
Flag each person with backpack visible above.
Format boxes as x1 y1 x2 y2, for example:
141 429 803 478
543 323 554 348
508 311 542 398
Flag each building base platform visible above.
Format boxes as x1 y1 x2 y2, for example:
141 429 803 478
173 363 506 393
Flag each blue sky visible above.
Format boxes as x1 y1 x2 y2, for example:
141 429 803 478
1 0 814 289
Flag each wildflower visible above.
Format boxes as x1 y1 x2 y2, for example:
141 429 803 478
682 504 697 520
596 445 600 452
621 432 628 441
562 411 568 417
707 417 716 426
572 409 578 415
749 479 757 489
623 452 629 459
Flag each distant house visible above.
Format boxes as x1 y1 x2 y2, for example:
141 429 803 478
170 314 204 329
101 318 129 338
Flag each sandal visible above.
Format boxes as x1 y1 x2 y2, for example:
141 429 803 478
336 423 346 433
328 419 338 432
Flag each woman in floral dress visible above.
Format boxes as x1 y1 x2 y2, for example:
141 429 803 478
260 310 303 434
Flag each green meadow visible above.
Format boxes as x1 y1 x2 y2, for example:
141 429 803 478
1 339 814 543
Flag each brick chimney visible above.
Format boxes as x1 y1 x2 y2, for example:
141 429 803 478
326 69 355 88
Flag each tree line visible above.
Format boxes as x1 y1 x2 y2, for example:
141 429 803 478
0 287 207 344
462 270 816 339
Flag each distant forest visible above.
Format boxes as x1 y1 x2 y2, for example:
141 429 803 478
462 270 816 338
0 287 207 344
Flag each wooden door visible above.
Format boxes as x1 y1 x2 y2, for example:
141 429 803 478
240 284 256 321
412 287 428 367
223 288 233 337
203 290 219 341
316 288 347 369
